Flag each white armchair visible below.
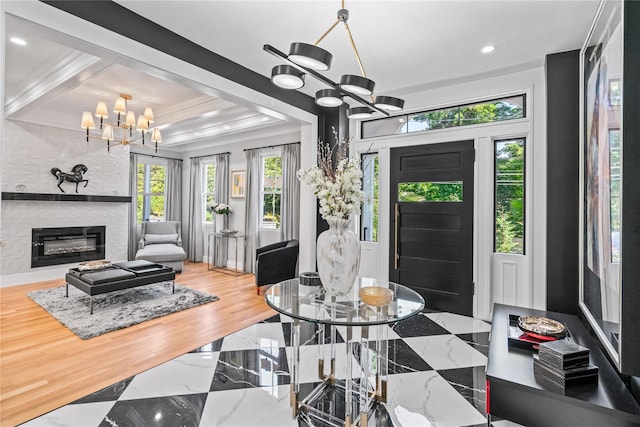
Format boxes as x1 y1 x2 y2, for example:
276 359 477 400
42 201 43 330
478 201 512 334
135 221 186 272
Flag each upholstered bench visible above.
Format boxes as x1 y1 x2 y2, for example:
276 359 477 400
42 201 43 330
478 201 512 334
65 260 176 314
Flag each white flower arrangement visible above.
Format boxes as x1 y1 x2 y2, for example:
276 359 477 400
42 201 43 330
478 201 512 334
297 131 365 221
207 202 232 215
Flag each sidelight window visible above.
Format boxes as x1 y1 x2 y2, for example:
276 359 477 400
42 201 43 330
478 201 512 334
260 154 282 229
203 162 216 223
494 138 525 254
360 152 378 241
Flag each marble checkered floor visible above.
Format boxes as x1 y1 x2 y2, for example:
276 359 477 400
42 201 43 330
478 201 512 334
21 311 524 427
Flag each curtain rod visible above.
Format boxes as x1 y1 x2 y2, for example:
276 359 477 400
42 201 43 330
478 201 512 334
243 141 300 152
189 152 231 160
135 152 183 162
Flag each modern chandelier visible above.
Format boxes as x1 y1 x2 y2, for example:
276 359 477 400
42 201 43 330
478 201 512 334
265 0 404 119
80 94 163 153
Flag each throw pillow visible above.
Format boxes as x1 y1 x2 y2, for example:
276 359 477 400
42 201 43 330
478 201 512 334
145 233 178 245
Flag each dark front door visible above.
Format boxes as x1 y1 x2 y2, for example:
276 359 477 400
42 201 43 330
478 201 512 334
390 141 475 316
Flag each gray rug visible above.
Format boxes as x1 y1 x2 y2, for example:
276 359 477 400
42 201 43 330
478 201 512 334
28 282 219 339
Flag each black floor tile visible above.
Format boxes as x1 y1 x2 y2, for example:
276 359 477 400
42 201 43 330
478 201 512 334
390 313 450 338
210 348 290 392
72 377 133 404
100 393 207 427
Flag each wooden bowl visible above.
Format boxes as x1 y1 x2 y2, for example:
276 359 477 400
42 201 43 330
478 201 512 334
359 287 394 307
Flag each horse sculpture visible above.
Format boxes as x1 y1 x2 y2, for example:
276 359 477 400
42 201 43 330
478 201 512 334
51 164 89 193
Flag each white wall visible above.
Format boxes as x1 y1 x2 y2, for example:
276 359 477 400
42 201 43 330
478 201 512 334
353 66 547 320
1 120 130 286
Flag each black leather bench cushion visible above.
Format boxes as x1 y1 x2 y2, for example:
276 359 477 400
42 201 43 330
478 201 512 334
76 269 136 285
113 260 173 276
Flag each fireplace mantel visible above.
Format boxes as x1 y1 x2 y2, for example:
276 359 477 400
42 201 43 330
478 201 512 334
1 192 131 203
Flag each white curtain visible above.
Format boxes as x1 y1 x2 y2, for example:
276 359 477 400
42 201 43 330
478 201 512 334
244 149 261 273
213 153 229 266
128 153 139 260
187 157 204 261
165 158 182 222
280 142 300 241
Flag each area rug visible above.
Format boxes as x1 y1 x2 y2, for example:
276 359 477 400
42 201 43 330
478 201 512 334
27 283 219 339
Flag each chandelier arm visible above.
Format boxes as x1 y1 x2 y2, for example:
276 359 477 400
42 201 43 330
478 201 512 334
264 44 390 116
343 22 367 78
314 19 341 46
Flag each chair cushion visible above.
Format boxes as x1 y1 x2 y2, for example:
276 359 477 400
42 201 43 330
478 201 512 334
143 221 179 235
144 233 178 245
136 243 186 262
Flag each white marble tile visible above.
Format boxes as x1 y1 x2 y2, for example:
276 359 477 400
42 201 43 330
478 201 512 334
403 334 488 370
425 312 492 334
20 401 115 427
199 385 297 427
220 322 286 351
492 420 526 427
285 343 361 384
119 352 219 400
384 371 486 427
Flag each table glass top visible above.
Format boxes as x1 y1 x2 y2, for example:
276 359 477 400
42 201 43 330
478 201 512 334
265 277 425 326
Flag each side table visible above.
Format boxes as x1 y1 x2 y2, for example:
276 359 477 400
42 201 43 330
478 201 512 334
265 277 424 426
207 233 246 275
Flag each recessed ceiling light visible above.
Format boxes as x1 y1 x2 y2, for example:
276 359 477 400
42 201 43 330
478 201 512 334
481 45 496 54
10 37 27 46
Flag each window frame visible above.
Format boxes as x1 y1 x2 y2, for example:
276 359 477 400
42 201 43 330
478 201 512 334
137 161 167 224
202 161 217 224
259 152 282 230
493 137 526 255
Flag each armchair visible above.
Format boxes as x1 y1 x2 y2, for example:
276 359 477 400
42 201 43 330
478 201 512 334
255 240 299 294
135 221 187 272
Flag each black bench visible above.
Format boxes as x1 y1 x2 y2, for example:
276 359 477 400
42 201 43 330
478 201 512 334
65 260 176 314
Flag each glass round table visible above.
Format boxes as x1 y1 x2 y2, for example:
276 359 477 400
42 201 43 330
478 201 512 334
265 277 425 427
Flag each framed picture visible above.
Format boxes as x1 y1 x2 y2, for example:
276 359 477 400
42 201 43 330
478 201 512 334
580 0 621 368
231 170 246 198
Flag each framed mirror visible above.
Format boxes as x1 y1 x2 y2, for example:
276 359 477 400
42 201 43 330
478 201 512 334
579 0 640 376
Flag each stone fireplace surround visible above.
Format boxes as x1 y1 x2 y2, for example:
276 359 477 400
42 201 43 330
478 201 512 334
1 121 130 287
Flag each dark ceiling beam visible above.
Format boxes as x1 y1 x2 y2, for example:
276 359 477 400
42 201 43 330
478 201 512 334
41 0 318 115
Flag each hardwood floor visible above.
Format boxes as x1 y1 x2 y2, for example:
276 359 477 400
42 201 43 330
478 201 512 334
0 261 275 427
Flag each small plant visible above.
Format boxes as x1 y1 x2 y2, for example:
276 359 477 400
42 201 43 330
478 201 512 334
207 202 232 215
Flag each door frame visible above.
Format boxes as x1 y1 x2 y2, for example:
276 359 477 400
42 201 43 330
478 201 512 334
354 119 533 320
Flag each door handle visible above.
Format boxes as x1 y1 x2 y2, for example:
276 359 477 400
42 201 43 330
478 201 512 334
394 203 399 269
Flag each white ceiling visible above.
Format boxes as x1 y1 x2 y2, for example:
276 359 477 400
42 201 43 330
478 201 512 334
4 0 600 151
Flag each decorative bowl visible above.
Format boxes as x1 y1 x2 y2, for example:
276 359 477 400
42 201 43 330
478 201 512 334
517 315 567 339
220 229 238 236
359 287 394 307
299 272 321 286
78 260 112 271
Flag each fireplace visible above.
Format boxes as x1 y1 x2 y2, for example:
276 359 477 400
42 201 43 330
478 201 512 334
32 226 106 268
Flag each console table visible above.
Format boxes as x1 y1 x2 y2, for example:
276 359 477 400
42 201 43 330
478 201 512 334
265 277 424 427
207 233 246 275
486 303 640 426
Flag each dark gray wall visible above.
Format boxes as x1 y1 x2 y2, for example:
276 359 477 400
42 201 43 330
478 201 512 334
545 50 580 315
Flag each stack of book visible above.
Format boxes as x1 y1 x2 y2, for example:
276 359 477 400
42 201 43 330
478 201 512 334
533 340 598 392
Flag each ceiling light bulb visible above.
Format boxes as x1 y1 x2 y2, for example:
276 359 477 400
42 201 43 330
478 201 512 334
10 37 26 46
151 128 162 143
288 42 333 71
315 89 343 108
113 96 127 114
374 95 405 112
347 106 373 119
136 115 149 131
125 111 136 127
94 102 108 119
271 65 305 89
144 107 155 123
81 112 96 129
102 125 114 141
481 45 496 54
340 75 375 96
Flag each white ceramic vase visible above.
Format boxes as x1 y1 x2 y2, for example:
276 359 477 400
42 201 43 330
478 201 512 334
316 218 360 296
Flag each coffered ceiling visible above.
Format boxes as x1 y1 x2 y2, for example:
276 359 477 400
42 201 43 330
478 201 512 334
4 1 601 152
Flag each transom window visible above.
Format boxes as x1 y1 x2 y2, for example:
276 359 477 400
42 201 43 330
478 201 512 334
260 154 282 229
361 94 526 139
137 163 166 223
